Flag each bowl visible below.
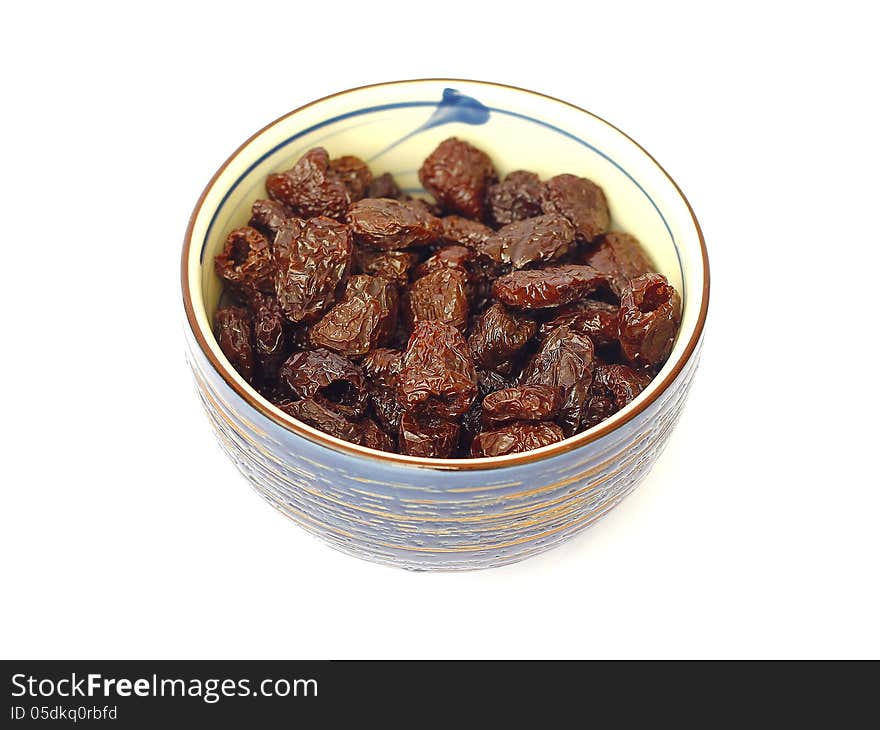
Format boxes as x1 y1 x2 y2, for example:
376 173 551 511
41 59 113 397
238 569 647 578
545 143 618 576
181 79 709 571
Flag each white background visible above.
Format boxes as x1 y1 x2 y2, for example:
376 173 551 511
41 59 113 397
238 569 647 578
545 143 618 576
2 1 877 659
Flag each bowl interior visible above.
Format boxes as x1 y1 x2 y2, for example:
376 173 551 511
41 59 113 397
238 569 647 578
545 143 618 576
185 80 706 459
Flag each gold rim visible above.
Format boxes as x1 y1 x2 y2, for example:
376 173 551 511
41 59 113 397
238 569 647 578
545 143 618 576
181 78 710 471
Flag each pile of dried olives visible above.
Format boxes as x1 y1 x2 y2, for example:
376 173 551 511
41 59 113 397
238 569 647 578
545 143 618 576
213 138 681 458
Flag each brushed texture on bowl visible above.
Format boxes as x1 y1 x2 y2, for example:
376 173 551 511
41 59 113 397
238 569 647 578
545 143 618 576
182 79 709 570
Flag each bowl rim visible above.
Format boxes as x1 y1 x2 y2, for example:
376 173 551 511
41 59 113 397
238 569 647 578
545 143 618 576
181 78 709 471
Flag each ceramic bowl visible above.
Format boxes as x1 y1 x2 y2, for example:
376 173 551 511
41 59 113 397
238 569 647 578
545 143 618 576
181 79 709 571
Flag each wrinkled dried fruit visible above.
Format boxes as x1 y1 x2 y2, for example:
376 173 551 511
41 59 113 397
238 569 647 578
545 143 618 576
366 172 404 200
353 246 417 286
485 213 575 269
414 245 474 279
214 226 275 298
363 348 404 434
347 198 441 250
278 397 361 443
329 155 373 201
273 216 352 323
581 232 654 297
251 293 286 379
493 264 607 309
418 137 497 220
266 147 351 221
310 274 398 356
439 215 494 251
486 170 544 227
541 173 610 242
213 139 682 457
398 411 460 458
397 321 477 417
249 199 293 238
405 268 469 332
583 363 653 428
539 299 620 347
618 273 681 367
214 306 254 382
467 303 536 370
279 348 367 417
522 326 595 435
471 421 565 457
482 384 561 427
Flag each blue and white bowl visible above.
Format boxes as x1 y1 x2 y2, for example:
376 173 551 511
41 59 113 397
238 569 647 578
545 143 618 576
181 79 710 571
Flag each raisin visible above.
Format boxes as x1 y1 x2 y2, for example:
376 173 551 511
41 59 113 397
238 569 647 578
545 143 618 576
365 172 404 199
273 216 352 323
439 215 495 251
539 299 620 347
482 384 561 427
541 173 610 242
414 245 474 280
214 306 254 383
405 268 469 332
310 274 398 356
214 226 275 298
493 264 607 310
266 147 351 221
359 416 395 452
484 213 575 269
581 231 654 297
278 397 361 444
617 273 681 367
471 421 565 457
522 325 595 436
467 303 536 371
486 170 544 227
353 246 417 286
347 198 441 250
363 348 404 434
418 137 497 220
398 411 460 458
249 199 293 238
329 155 373 201
397 321 477 418
584 363 653 428
279 348 367 417
251 293 287 379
